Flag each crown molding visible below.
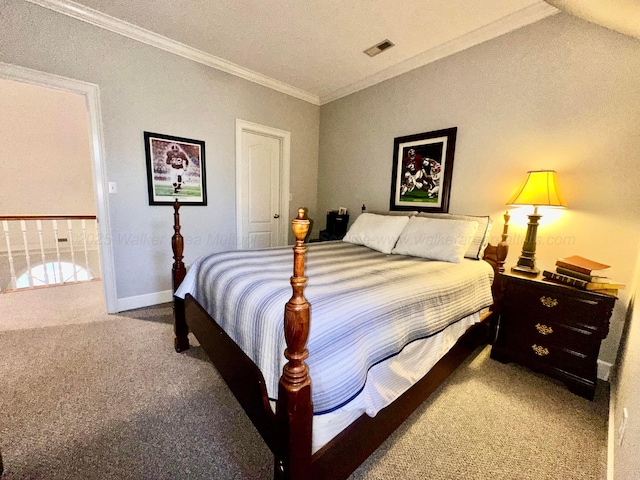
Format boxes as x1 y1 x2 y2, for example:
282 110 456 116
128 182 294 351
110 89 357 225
319 2 560 105
26 0 558 107
25 0 321 105
0 60 96 93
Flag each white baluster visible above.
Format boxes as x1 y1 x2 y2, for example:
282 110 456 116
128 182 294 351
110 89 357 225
36 219 50 285
3 220 17 290
52 219 63 284
81 219 90 278
20 220 32 288
67 219 77 282
94 218 101 277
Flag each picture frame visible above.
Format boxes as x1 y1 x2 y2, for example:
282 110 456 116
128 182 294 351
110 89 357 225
144 131 207 206
389 127 457 213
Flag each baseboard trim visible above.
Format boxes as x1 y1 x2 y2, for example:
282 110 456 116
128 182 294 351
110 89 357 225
116 289 173 312
597 359 613 381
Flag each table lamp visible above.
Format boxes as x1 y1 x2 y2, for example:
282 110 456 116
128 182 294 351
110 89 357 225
507 170 567 275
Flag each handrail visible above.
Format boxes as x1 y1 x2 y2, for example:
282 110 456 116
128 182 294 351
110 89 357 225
0 215 96 221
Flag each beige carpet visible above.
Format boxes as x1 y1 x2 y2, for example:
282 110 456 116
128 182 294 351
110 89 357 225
0 281 106 330
349 348 608 480
0 287 608 479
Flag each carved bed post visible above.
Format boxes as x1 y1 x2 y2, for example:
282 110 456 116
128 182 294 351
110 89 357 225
172 200 190 352
491 211 510 310
496 210 510 273
275 208 313 480
482 211 510 276
482 211 510 343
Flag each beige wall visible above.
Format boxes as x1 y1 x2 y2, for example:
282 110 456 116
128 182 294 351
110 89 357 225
612 243 640 479
318 13 640 366
0 78 94 215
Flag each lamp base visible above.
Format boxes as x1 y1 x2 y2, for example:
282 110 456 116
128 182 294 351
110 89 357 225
511 264 539 276
511 211 542 277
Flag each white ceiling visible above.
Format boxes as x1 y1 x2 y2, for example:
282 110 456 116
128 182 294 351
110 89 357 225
24 1 567 105
545 0 640 41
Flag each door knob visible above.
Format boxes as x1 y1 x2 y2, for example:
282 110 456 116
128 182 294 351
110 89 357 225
273 214 280 218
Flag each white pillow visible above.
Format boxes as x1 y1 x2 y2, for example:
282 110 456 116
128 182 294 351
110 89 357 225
392 216 479 263
416 212 492 260
342 213 410 254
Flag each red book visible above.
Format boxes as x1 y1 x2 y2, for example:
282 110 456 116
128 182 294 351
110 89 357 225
555 255 610 275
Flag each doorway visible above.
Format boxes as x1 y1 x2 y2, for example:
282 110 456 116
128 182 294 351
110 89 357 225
0 62 116 313
235 119 291 249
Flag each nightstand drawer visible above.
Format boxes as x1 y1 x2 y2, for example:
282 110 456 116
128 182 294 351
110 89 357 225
502 282 606 330
499 314 599 355
504 332 593 379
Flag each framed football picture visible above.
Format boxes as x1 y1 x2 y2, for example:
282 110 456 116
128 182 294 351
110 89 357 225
144 131 207 206
390 127 457 213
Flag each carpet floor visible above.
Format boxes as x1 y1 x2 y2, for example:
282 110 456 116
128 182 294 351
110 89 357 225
0 284 608 479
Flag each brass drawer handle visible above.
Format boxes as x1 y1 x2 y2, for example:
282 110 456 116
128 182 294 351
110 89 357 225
532 344 550 356
540 296 558 308
535 323 553 335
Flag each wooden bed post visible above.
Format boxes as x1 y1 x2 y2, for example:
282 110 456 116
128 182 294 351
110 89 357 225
482 211 510 275
496 210 510 273
172 200 190 352
275 209 313 480
482 211 510 333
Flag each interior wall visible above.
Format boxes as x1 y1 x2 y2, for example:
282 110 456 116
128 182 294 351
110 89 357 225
612 244 640 478
0 0 320 303
318 12 640 366
0 78 94 215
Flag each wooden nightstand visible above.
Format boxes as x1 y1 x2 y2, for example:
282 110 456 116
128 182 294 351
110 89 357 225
490 271 615 400
319 212 349 241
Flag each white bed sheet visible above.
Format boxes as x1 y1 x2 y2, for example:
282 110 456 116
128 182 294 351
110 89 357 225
277 312 481 453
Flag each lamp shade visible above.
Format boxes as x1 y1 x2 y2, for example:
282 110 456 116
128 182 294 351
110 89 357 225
507 170 567 207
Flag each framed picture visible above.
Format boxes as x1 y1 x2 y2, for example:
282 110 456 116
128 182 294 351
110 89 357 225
144 131 207 206
390 127 457 213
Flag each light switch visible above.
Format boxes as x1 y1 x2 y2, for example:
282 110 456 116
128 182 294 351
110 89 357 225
108 182 118 194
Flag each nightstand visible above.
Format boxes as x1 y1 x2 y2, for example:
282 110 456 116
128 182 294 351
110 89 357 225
490 271 615 400
318 211 349 241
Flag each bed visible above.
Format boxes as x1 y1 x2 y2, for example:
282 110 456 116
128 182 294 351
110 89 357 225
171 202 509 479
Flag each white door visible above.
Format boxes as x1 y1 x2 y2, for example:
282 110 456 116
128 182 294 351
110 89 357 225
236 121 290 249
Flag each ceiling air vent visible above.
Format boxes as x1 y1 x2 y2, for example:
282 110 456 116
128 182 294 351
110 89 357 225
364 39 395 57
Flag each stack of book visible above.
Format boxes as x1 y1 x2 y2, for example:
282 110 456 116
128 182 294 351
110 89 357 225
542 255 625 296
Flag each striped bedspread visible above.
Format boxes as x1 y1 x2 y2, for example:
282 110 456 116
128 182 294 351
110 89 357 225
175 241 494 415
